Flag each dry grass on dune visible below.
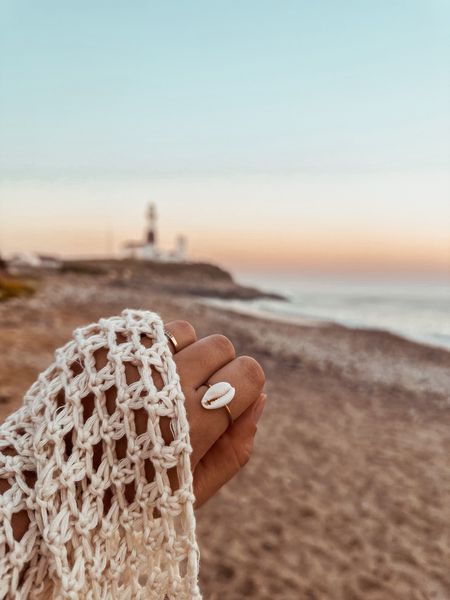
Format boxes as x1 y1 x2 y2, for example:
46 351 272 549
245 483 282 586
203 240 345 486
0 277 449 599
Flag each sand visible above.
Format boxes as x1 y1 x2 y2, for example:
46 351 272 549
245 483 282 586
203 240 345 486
1 276 449 600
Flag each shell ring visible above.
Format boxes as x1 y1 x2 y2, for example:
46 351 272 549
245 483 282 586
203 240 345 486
201 382 235 427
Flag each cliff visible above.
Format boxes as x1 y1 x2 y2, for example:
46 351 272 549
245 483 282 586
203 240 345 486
61 259 286 301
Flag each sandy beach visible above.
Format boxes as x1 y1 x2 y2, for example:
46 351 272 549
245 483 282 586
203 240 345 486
1 275 449 599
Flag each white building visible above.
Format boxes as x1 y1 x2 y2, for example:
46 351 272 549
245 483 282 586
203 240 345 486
8 252 62 270
123 203 188 262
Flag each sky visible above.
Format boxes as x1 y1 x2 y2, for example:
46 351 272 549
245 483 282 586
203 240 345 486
0 1 449 276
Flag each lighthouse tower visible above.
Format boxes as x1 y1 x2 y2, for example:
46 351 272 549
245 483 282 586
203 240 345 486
146 203 157 246
138 202 159 259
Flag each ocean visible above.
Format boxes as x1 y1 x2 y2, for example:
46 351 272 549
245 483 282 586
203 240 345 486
208 274 450 351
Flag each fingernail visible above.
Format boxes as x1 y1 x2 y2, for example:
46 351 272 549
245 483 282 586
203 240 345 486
252 393 266 423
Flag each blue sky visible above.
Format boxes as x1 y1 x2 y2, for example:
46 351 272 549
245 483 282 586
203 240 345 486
0 1 449 273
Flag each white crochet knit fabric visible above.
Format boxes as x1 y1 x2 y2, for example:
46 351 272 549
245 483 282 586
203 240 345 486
0 309 201 599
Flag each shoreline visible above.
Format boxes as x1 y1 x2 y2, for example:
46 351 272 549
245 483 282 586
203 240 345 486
200 295 450 354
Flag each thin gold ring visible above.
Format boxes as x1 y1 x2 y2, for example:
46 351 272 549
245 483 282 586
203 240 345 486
164 330 179 352
205 383 234 428
223 403 234 428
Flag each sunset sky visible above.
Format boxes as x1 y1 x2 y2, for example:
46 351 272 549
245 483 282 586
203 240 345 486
0 1 449 276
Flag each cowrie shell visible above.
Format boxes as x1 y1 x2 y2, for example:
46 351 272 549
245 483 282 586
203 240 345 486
201 382 235 410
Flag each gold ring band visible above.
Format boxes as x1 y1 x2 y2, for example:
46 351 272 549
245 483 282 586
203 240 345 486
164 330 179 352
223 403 234 428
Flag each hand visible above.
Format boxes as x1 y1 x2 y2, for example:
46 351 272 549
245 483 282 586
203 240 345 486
163 320 266 507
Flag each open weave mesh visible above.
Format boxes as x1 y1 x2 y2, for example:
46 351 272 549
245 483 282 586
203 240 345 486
0 309 201 599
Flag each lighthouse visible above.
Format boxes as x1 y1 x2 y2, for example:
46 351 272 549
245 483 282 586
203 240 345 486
122 202 188 262
146 203 157 246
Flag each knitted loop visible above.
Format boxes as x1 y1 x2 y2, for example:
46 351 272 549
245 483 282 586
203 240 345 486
0 309 201 599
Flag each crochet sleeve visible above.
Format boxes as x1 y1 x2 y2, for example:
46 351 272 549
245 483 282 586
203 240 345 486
0 309 201 600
